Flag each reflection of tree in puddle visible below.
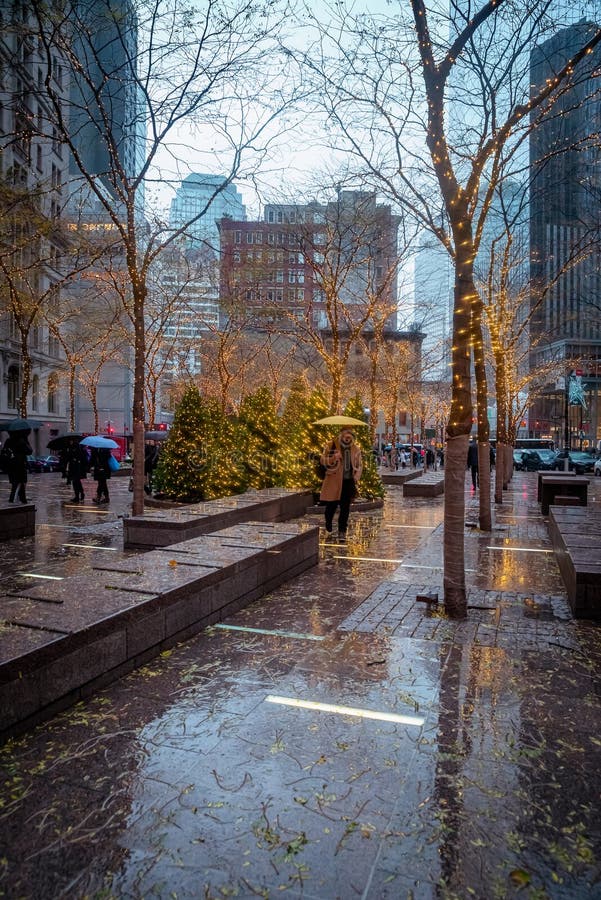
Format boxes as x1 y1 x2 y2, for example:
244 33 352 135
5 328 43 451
433 642 519 892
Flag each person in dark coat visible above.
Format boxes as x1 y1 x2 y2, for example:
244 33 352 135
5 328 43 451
90 447 111 504
65 439 88 503
5 430 33 503
467 438 479 489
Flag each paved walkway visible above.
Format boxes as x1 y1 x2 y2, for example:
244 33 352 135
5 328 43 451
0 470 600 899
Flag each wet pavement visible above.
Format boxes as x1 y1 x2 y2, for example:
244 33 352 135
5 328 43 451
1 470 601 898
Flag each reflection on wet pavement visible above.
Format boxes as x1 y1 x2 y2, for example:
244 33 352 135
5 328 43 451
1 471 601 898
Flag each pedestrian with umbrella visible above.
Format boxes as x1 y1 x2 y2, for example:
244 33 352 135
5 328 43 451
64 437 88 503
314 417 365 541
2 420 34 504
81 436 118 505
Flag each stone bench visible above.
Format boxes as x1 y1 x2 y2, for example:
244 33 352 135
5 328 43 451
403 473 444 497
123 487 313 549
540 475 589 515
548 506 601 619
0 520 319 741
0 504 35 541
380 469 423 485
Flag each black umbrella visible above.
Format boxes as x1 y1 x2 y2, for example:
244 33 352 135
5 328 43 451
4 418 37 432
145 430 169 441
47 432 83 450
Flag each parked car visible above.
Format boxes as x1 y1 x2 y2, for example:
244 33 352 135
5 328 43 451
553 449 596 475
26 454 61 474
519 449 557 471
513 449 525 470
594 457 601 477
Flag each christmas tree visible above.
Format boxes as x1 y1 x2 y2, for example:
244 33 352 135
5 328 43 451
237 386 282 489
154 387 247 501
153 385 210 501
202 398 248 499
344 395 384 499
280 385 329 493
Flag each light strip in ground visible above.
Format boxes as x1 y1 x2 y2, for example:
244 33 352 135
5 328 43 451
333 555 404 563
385 524 435 530
265 695 424 727
62 543 119 551
214 624 324 641
16 573 63 580
486 546 553 554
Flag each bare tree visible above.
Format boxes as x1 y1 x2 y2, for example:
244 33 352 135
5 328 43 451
301 2 601 615
28 0 298 513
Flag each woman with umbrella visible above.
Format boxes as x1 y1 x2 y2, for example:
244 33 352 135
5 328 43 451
317 419 363 541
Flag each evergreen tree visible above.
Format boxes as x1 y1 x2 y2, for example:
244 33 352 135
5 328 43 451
154 387 246 500
203 398 248 498
344 395 384 500
153 385 210 501
237 386 282 489
283 386 329 493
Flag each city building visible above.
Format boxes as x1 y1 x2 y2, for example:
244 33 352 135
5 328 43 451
219 190 400 329
169 174 246 255
413 233 453 382
0 1 70 449
529 19 601 449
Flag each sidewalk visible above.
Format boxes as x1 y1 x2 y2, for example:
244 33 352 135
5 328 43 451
0 471 600 898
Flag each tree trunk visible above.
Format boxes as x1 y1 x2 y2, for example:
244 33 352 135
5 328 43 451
132 280 147 516
69 365 76 431
444 433 470 615
495 443 506 503
442 242 475 619
473 306 491 531
18 331 30 418
477 441 491 529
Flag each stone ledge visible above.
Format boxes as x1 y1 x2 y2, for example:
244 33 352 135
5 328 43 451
0 504 36 541
123 487 313 549
0 520 319 741
403 474 445 497
380 469 424 485
548 506 601 619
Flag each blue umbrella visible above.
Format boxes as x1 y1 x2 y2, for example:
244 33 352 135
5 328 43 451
80 435 119 449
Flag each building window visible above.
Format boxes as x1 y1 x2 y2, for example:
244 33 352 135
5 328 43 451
254 232 263 244
7 366 19 409
47 372 58 413
235 231 241 244
276 270 284 283
233 251 240 263
246 232 253 244
31 374 39 411
267 233 274 245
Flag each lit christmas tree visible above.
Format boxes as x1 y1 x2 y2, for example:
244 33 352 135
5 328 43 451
154 387 247 501
281 385 329 493
344 395 384 499
153 385 210 500
237 386 282 489
202 398 248 498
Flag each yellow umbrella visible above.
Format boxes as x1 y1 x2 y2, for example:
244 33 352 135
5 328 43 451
312 415 368 427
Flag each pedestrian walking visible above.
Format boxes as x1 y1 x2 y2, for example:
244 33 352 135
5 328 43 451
65 438 88 503
144 441 160 495
90 447 112 504
467 438 479 489
3 431 32 503
319 428 363 541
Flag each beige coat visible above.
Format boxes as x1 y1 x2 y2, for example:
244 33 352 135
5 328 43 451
319 437 363 502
